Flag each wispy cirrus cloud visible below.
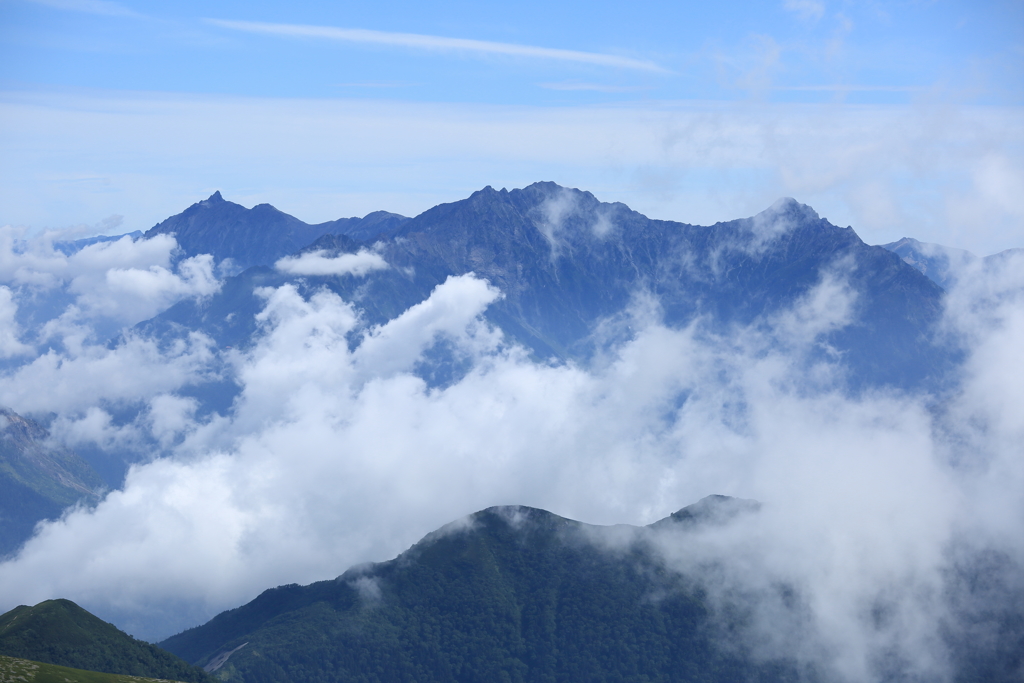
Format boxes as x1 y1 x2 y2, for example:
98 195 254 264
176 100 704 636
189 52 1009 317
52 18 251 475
773 84 924 92
205 19 669 73
539 82 653 93
27 0 142 18
783 0 825 22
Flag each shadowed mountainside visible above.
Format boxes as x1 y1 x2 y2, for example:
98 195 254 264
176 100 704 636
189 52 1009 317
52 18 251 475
159 495 1022 683
160 496 803 683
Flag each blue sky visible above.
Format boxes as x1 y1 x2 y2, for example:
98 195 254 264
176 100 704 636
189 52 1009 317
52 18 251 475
1 0 1022 251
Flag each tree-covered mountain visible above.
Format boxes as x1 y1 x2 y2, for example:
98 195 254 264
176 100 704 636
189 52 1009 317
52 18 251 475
141 183 950 393
158 495 1021 683
0 409 103 558
0 599 210 683
160 496 806 683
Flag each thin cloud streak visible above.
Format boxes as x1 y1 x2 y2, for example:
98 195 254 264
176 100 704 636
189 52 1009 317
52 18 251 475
27 0 143 18
330 82 419 89
539 82 653 92
205 19 669 73
773 85 926 92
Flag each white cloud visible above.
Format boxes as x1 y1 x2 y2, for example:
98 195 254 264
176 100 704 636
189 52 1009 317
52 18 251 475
0 259 1017 680
78 252 219 322
50 406 139 453
0 286 32 358
27 0 142 18
350 274 502 380
274 249 388 277
534 187 580 254
146 395 200 449
5 91 1019 254
0 230 220 362
783 0 826 22
206 20 667 73
0 332 216 415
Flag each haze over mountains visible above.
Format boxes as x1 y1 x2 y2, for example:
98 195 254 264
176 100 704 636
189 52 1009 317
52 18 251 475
0 183 1022 681
141 184 948 393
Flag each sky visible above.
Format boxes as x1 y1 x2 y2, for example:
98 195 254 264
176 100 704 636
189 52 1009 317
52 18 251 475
1 0 1023 253
0 2 1023 676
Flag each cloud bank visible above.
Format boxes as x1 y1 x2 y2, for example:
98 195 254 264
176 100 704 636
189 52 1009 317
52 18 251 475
0 229 221 419
0 234 1017 683
3 91 1021 254
274 249 388 277
0 195 1020 680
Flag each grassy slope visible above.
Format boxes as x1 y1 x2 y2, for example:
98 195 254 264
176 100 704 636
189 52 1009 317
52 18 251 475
0 654 189 683
0 600 209 683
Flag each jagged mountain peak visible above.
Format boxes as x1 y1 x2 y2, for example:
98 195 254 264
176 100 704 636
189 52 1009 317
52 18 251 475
169 191 248 222
881 236 977 290
249 202 288 216
139 181 950 391
889 236 921 249
764 196 817 217
650 494 762 530
747 197 825 233
469 184 506 197
145 194 337 270
510 181 602 212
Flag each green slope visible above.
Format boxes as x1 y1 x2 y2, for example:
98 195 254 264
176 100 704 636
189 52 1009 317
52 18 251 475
0 654 191 683
161 497 801 683
0 600 209 683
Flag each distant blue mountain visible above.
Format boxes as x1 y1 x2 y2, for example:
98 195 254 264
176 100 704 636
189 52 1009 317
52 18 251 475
141 182 951 393
143 192 407 271
53 231 143 256
882 236 1024 291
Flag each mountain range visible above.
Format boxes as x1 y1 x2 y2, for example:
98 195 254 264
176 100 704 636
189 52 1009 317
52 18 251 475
138 183 950 396
143 191 407 272
2 183 1020 681
0 182 988 568
5 181 957 550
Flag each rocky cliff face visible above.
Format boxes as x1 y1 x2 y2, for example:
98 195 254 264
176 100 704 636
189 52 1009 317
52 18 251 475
0 409 103 557
143 192 406 271
144 183 952 392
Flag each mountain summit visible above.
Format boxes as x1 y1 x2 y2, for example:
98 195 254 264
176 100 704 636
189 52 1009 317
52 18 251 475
144 194 406 270
147 182 946 390
0 599 209 682
160 497 783 683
